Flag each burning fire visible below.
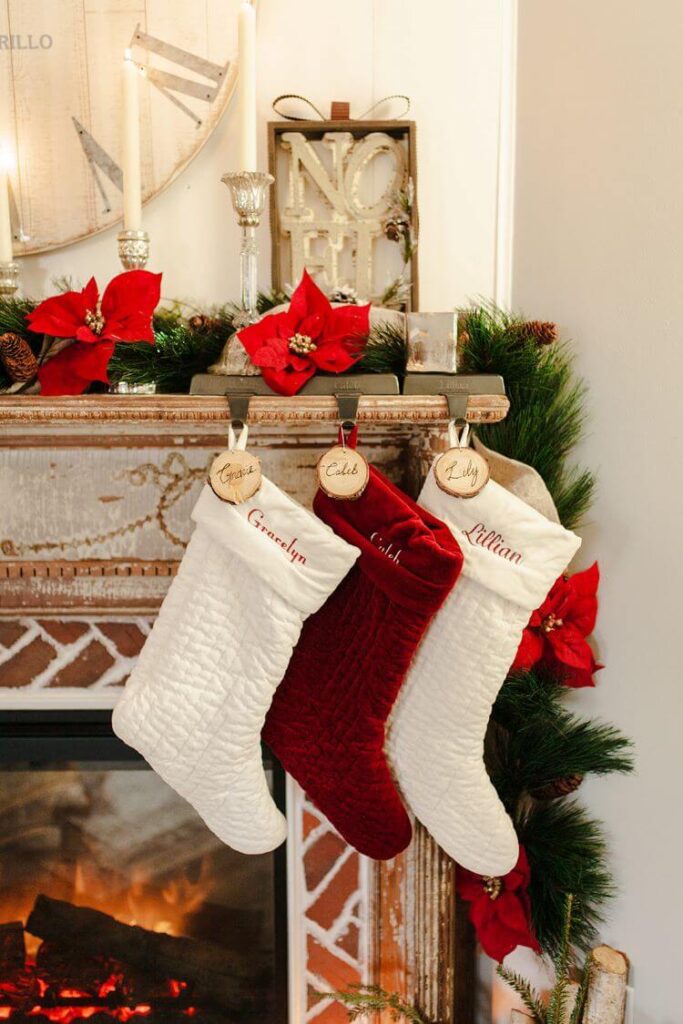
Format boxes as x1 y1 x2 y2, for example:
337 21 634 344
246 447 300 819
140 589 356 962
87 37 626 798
0 961 195 1021
0 857 214 1021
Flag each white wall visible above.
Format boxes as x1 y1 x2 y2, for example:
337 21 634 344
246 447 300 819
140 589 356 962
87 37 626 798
19 0 510 311
513 3 683 1022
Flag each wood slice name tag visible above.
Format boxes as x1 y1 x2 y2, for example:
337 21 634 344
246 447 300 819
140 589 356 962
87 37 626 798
434 446 490 498
317 444 370 500
209 449 262 504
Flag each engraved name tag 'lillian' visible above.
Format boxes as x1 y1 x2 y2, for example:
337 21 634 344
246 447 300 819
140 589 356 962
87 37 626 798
209 449 262 505
317 444 370 500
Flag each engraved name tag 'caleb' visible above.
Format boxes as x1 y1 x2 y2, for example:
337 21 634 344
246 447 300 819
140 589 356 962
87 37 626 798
209 449 262 505
434 447 490 499
317 445 370 500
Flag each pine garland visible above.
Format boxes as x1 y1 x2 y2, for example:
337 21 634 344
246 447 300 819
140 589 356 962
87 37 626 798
108 307 236 393
459 304 595 530
0 296 40 391
360 321 409 376
487 680 631 955
519 801 615 956
489 669 633 810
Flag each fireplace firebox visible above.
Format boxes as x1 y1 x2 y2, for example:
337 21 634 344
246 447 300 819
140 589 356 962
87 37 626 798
0 711 288 1024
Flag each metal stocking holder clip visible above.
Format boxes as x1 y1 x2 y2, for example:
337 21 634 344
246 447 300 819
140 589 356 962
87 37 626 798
207 389 262 505
225 390 253 434
335 391 361 439
403 373 504 498
403 372 506 425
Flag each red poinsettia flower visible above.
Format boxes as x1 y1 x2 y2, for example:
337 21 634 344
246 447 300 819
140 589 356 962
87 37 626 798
457 847 541 963
512 562 602 688
237 270 370 396
28 271 162 396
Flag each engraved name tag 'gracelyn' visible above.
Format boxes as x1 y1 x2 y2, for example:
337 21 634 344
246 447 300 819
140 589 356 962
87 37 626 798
317 444 370 500
209 449 262 505
434 447 490 498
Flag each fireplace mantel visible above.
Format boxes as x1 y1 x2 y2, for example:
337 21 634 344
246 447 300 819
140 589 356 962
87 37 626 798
0 392 509 439
0 393 477 1024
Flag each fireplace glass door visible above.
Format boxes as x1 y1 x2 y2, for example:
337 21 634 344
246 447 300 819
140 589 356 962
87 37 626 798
0 712 287 1024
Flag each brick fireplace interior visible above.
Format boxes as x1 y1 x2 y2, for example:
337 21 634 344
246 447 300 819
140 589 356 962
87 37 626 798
0 711 288 1024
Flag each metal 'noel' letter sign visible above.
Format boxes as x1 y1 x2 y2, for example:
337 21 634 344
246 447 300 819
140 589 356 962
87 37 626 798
268 119 418 310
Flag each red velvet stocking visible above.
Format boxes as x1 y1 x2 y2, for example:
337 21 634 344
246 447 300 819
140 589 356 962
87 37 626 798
263 463 463 860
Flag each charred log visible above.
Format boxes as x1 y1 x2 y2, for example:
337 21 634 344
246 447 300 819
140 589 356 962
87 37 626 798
26 894 255 1012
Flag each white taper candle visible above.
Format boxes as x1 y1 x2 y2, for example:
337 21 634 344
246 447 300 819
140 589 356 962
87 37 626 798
237 2 257 171
122 48 142 232
0 145 13 264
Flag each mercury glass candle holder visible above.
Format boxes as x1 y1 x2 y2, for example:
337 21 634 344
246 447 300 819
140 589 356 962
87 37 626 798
109 381 157 395
117 229 150 270
0 260 19 297
221 171 274 326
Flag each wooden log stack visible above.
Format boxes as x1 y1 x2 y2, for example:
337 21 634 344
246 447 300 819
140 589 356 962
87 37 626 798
583 945 629 1024
25 894 257 1013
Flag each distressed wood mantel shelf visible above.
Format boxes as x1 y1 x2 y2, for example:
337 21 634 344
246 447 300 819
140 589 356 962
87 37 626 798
0 392 509 446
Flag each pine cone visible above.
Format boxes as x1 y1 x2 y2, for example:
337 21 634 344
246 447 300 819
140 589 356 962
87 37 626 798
0 333 39 382
515 320 558 346
384 215 409 243
188 313 219 333
530 774 584 801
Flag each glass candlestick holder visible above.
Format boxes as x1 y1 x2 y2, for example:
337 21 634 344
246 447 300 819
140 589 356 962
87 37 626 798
117 229 150 270
221 171 274 327
0 260 19 297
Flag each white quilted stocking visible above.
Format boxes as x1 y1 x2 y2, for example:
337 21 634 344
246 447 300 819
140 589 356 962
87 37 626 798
389 467 581 876
113 481 359 854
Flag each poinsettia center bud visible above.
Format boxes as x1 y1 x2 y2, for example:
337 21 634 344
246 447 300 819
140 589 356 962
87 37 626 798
288 333 317 355
482 876 502 901
84 306 105 335
542 613 564 633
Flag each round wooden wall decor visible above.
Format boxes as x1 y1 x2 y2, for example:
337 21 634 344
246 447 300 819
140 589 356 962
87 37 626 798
0 0 252 254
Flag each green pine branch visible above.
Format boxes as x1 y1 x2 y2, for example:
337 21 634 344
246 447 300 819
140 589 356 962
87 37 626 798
0 296 41 390
257 288 289 314
497 895 583 1024
519 801 615 955
546 895 575 1024
568 963 590 1024
0 295 37 337
490 670 634 797
459 303 595 529
495 966 546 1023
488 668 633 817
322 985 435 1024
108 307 236 393
360 321 409 376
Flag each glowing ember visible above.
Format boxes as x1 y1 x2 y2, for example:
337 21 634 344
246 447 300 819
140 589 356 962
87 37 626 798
0 958 196 1021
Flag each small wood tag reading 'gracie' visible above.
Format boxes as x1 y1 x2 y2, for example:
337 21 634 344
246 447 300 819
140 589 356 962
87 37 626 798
317 444 369 500
209 449 262 504
434 447 490 498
